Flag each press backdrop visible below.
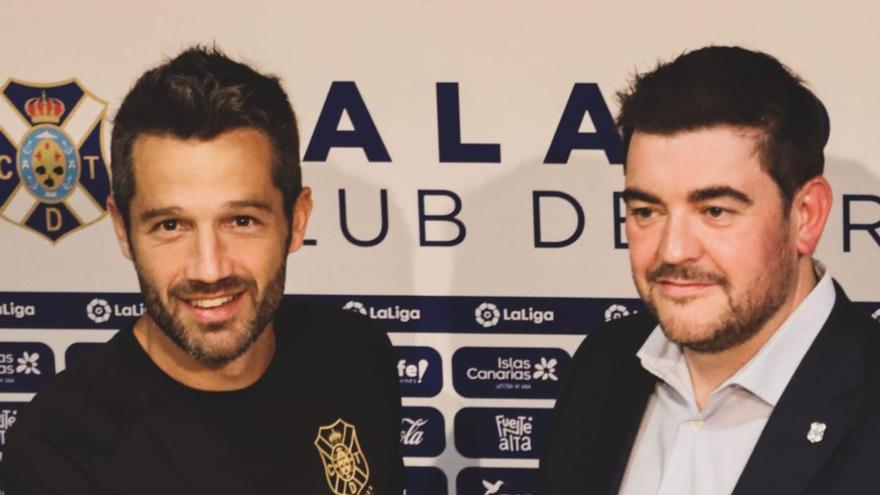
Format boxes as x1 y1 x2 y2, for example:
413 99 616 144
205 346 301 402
1 1 879 494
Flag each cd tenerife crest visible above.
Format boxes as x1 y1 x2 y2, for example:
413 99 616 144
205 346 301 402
314 418 373 495
0 79 110 242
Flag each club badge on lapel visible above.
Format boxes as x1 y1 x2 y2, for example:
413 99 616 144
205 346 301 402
807 422 827 444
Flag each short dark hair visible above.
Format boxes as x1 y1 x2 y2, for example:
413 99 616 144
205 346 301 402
617 45 829 207
111 46 301 226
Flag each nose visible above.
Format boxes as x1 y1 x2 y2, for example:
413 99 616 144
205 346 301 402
657 212 702 265
187 227 232 283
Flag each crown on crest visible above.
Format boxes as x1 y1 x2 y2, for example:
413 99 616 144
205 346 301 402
25 91 64 124
328 429 343 445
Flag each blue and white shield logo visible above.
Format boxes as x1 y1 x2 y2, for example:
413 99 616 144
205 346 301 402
0 79 110 242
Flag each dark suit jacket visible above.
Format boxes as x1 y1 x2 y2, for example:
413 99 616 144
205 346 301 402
538 285 880 494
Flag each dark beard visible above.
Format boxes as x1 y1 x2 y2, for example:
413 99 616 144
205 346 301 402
667 283 787 354
642 255 795 354
138 265 286 368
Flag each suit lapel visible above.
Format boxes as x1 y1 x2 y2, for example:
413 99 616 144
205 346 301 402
733 292 865 495
582 343 656 494
605 365 656 493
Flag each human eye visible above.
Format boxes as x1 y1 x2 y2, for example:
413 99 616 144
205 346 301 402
144 218 187 239
154 219 179 232
706 206 725 217
229 215 263 230
701 206 735 224
626 204 661 227
630 207 655 219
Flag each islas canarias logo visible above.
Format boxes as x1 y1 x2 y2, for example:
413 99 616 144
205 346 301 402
0 79 110 242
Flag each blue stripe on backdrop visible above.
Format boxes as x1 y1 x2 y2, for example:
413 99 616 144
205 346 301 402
2 292 878 333
0 292 652 333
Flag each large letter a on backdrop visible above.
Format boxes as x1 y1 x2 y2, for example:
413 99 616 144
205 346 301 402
304 81 391 162
544 83 622 165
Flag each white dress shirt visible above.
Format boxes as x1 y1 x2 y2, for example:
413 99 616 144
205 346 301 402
619 267 836 495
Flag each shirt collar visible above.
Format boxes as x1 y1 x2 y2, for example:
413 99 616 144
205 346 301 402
637 261 836 407
728 263 835 405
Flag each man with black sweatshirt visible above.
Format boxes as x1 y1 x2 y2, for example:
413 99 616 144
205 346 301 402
5 47 404 495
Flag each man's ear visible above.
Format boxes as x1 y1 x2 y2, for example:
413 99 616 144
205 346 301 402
791 176 833 256
106 196 133 260
288 187 313 253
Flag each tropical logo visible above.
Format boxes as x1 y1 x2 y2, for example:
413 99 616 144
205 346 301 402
452 347 570 399
0 342 55 392
15 351 40 375
0 79 110 241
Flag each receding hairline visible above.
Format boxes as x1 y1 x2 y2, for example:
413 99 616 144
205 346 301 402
123 126 286 205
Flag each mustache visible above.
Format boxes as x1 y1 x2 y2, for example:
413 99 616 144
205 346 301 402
169 276 253 299
647 263 728 286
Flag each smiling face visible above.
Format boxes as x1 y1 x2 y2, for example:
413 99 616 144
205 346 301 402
111 128 310 367
623 126 801 353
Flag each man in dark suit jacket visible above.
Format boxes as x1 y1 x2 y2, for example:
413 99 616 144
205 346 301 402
539 46 880 494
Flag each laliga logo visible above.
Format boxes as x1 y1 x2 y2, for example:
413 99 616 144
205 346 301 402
86 298 146 323
0 301 36 319
475 303 501 328
342 300 368 315
475 302 554 327
86 298 112 323
604 304 632 322
872 308 880 322
342 300 421 322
